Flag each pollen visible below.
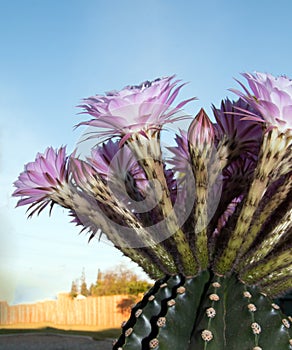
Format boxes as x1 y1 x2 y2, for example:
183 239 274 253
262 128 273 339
243 291 252 298
125 327 133 337
149 338 159 349
160 283 168 288
135 309 143 318
167 299 176 307
212 282 221 288
209 293 220 301
201 329 213 342
282 318 290 328
247 303 257 312
157 317 166 327
251 322 262 335
206 307 216 318
177 286 186 294
148 295 155 301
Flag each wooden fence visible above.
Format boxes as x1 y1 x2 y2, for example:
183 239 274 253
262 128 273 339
0 293 133 329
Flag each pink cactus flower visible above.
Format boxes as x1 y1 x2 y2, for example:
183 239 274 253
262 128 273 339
88 139 147 189
231 72 292 132
13 147 69 215
77 76 196 144
212 98 263 159
167 130 190 174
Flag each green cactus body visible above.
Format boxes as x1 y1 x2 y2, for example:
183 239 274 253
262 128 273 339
113 271 209 350
113 272 292 350
120 275 181 349
155 271 210 350
189 275 292 350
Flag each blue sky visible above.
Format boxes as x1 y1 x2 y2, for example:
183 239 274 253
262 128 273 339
1 0 292 304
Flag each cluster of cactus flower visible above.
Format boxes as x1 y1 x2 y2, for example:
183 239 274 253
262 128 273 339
13 73 292 349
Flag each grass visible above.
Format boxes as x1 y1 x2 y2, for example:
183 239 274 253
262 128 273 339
0 326 121 341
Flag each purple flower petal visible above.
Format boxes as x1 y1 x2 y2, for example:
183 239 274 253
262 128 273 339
212 98 263 159
13 147 69 212
232 72 292 131
77 76 196 139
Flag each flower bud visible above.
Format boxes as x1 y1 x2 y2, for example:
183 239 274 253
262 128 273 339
188 108 214 151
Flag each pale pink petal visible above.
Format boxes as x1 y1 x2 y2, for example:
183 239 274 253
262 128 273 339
233 72 292 131
77 76 196 139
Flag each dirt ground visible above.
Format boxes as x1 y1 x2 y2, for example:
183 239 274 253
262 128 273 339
0 333 113 350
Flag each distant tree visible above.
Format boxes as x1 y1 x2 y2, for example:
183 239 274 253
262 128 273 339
96 268 102 285
69 264 152 297
117 296 136 315
70 279 79 299
80 268 89 297
91 264 152 296
89 283 95 296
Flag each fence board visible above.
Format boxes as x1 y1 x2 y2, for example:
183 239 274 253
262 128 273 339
0 293 132 328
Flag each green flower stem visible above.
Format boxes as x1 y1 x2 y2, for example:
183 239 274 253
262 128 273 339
214 128 291 274
243 176 291 253
214 177 268 274
214 137 230 171
188 145 211 270
81 175 178 274
261 277 292 297
142 157 197 276
62 190 165 279
239 182 291 260
240 250 292 284
240 208 292 269
259 265 292 288
127 132 198 276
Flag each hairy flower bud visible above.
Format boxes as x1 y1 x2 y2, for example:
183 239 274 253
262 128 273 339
188 108 214 151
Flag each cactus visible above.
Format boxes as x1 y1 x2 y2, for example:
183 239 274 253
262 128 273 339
113 272 210 350
113 273 292 350
189 275 291 350
13 74 292 349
